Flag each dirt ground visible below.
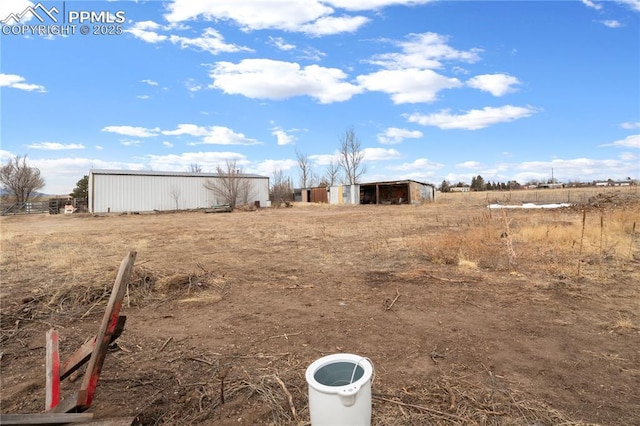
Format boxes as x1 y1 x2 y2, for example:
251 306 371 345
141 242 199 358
1 192 639 425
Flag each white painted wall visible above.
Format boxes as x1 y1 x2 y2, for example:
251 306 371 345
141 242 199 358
89 170 269 213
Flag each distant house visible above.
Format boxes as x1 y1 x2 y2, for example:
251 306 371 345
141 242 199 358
450 187 470 193
595 180 632 187
329 180 436 205
537 183 565 189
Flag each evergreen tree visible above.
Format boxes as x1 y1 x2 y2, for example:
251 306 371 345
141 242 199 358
70 175 89 199
470 175 485 191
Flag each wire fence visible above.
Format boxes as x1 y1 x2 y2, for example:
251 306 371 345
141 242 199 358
437 186 639 206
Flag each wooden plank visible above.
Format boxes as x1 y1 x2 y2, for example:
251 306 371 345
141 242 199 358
77 418 134 426
59 316 126 381
50 390 86 414
77 251 136 410
0 413 93 425
45 330 60 410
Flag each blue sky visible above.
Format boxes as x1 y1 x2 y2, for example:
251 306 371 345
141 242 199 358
1 0 639 195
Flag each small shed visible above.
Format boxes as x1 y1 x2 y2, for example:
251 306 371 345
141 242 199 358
88 169 269 213
299 187 329 203
329 180 435 205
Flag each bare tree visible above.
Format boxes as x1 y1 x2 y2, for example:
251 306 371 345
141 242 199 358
169 186 181 211
270 168 293 208
187 163 203 173
309 171 319 188
296 149 313 189
324 160 340 187
238 177 256 206
0 155 45 203
338 127 366 185
203 160 253 209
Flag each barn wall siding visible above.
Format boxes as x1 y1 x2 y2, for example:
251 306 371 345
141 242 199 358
89 170 269 213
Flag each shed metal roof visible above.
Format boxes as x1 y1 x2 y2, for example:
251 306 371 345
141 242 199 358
89 169 269 179
359 179 435 187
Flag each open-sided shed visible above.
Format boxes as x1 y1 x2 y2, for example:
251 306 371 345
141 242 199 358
330 180 435 205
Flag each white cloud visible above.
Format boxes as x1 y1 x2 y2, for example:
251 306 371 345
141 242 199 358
368 32 482 70
601 20 622 28
406 105 538 130
621 122 640 129
95 145 104 150
162 124 262 145
387 158 443 171
0 73 46 92
309 153 339 166
144 151 248 172
615 0 640 12
456 161 482 169
599 134 640 149
128 22 251 54
121 140 142 147
619 152 638 161
27 142 85 150
136 95 151 99
268 36 296 51
515 158 626 180
325 0 435 11
358 68 462 104
184 79 202 92
102 126 160 137
271 126 296 145
582 0 602 10
163 141 174 148
209 59 363 104
299 15 369 36
126 21 168 43
162 124 208 136
251 159 297 176
161 0 432 35
299 46 326 61
377 127 423 144
141 79 158 86
163 0 334 31
362 147 401 161
30 157 144 195
466 74 521 96
169 28 252 54
451 66 470 75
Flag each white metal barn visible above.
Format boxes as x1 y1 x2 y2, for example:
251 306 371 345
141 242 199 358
88 169 270 213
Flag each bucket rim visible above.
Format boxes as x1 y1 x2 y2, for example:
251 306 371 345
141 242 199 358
305 353 373 395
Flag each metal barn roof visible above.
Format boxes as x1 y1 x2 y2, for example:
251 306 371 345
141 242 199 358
89 169 268 179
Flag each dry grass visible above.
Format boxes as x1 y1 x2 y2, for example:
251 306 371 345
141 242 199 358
613 313 634 331
1 187 638 425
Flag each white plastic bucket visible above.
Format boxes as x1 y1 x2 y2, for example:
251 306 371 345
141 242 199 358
305 353 373 426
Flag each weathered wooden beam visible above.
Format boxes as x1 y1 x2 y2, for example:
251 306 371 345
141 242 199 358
45 329 60 411
59 316 126 381
78 418 135 426
78 251 136 409
0 412 93 424
50 390 87 414
50 251 136 413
